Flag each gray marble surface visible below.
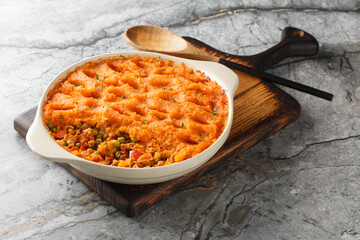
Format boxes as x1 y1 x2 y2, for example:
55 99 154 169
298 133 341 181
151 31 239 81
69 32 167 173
1 0 360 239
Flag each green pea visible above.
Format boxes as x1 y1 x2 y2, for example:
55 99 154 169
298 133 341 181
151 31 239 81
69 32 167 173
47 121 53 128
92 128 99 135
96 138 102 145
75 142 81 149
52 127 57 133
110 140 119 147
104 133 109 138
118 137 125 143
130 137 138 142
99 129 105 136
115 151 122 159
95 151 100 155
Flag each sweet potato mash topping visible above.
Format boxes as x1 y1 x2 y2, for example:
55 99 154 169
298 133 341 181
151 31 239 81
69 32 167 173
42 55 228 168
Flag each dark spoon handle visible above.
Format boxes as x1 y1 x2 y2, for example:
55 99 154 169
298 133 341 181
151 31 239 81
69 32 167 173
245 27 319 70
219 58 334 101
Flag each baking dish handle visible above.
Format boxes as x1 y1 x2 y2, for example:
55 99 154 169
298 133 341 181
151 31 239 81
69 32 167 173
26 108 81 164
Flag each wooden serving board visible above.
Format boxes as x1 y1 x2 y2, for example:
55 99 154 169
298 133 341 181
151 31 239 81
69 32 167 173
14 27 318 217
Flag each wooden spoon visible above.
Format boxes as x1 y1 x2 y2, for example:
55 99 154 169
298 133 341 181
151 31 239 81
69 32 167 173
124 25 333 101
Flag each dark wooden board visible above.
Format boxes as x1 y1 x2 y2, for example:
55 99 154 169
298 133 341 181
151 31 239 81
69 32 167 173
14 27 318 217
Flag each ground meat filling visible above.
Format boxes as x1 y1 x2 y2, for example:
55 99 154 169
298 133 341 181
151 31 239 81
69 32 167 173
47 122 154 167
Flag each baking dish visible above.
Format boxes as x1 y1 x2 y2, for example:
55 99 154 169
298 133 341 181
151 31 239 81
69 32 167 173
26 51 238 184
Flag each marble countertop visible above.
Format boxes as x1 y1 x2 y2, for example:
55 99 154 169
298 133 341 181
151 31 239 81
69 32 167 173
1 1 359 239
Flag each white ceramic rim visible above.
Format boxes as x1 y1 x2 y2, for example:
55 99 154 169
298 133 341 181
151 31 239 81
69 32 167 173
26 51 239 184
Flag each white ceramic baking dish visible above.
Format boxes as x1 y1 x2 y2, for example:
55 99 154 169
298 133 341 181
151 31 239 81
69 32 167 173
26 51 238 184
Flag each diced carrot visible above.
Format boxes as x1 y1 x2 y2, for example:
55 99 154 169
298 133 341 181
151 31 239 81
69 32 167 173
53 130 66 139
80 144 86 151
94 155 104 162
130 150 142 160
70 146 78 152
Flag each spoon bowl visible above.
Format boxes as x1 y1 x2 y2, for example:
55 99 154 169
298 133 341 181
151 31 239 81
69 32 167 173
125 25 187 52
124 25 217 61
